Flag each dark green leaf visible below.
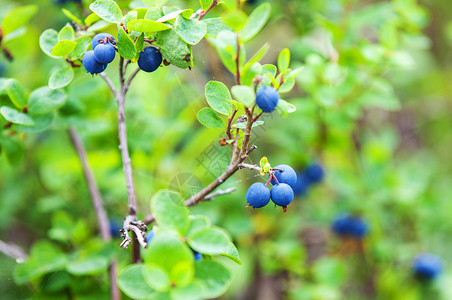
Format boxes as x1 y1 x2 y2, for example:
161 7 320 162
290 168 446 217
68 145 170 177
185 215 210 238
155 29 192 69
142 265 170 292
196 107 225 129
171 281 204 300
144 7 164 21
117 28 136 60
204 18 231 37
0 137 24 164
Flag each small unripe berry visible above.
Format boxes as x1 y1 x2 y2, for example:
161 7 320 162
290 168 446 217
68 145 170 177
94 43 116 64
271 164 297 189
246 182 270 208
83 50 106 75
256 86 279 112
412 254 443 280
145 230 155 244
138 47 163 73
270 183 294 207
92 33 115 50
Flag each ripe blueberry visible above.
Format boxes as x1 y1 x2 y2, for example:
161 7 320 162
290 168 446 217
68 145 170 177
192 250 203 261
270 183 294 207
92 33 115 50
305 163 324 183
109 220 122 238
256 86 279 112
271 164 297 189
94 43 116 64
83 50 106 75
138 47 163 73
412 253 443 280
145 230 155 244
331 214 368 238
293 172 310 196
246 182 270 208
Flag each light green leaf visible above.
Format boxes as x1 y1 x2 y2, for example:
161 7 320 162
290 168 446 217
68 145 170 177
207 30 245 74
49 66 74 89
1 5 38 35
0 137 24 164
231 85 255 107
58 24 75 41
131 7 148 19
194 260 232 298
220 242 241 264
66 256 109 275
150 190 190 235
4 78 26 108
15 113 55 133
39 29 59 57
0 106 34 126
142 266 170 292
240 3 271 43
204 18 231 37
242 43 269 73
117 264 154 299
188 227 231 255
197 107 225 129
84 13 100 27
276 99 291 117
2 27 26 43
51 40 77 57
174 16 207 45
241 62 262 86
28 86 67 114
278 77 295 93
89 0 123 23
122 10 138 28
205 81 233 115
171 281 204 300
232 120 264 129
127 19 171 33
62 8 82 25
278 48 290 72
223 10 248 32
155 29 192 69
68 36 92 60
200 0 214 11
144 7 163 21
117 28 136 60
156 9 193 23
186 215 210 239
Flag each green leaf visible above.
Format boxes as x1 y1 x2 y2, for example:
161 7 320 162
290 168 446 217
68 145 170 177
207 30 245 74
260 156 269 169
204 18 231 37
231 120 264 129
2 27 26 44
188 227 231 255
117 28 137 60
186 215 210 238
200 0 214 11
1 5 38 35
4 78 26 108
276 99 295 117
144 7 164 21
49 66 74 89
28 87 67 115
196 107 225 129
194 260 232 298
51 40 77 57
89 0 123 23
127 19 171 33
0 106 34 126
150 190 190 235
205 81 233 115
241 62 262 86
240 3 271 43
84 13 101 26
0 137 24 164
156 9 193 23
220 242 241 265
278 77 295 93
58 24 75 41
68 36 92 60
15 113 55 134
155 29 192 69
242 43 269 73
171 281 204 300
40 29 59 57
117 264 155 299
174 16 207 45
277 48 290 72
261 64 277 85
142 265 170 292
223 10 248 32
135 33 145 61
122 10 138 28
62 8 82 25
231 85 255 107
66 256 109 275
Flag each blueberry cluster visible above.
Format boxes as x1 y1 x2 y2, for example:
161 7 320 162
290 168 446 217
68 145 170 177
83 33 116 75
246 164 297 211
146 230 202 261
412 253 443 281
331 214 368 239
256 86 279 113
293 163 325 196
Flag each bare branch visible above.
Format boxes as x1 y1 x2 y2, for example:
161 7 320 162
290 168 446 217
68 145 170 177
0 240 27 262
124 67 140 95
239 163 262 172
100 73 119 100
197 0 219 20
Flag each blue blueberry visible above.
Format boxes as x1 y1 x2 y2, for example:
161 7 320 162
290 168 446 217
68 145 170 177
293 172 310 196
138 47 163 73
305 163 324 184
413 253 443 280
83 50 106 75
94 43 116 64
256 86 279 112
271 164 297 189
246 182 270 208
270 183 294 207
109 220 122 238
331 214 350 236
145 230 155 244
193 250 202 261
349 217 368 238
331 214 368 239
92 33 115 50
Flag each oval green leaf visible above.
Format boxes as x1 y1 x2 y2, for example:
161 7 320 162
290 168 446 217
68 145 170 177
205 81 233 115
150 190 190 235
240 3 271 43
4 78 26 108
49 66 74 89
127 19 171 33
188 227 231 255
196 107 225 129
117 264 154 299
51 40 77 57
174 16 207 45
89 0 123 23
0 106 34 126
231 85 255 107
28 87 67 115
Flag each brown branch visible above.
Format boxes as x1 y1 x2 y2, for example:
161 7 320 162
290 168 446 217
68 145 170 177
124 67 140 95
239 163 262 172
0 240 27 262
197 0 219 20
235 33 241 85
226 108 238 139
100 73 119 99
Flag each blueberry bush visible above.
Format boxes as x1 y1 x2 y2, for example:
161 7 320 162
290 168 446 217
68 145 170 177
1 0 452 299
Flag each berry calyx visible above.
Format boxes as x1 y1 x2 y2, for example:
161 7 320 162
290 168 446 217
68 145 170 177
246 182 270 208
256 86 279 112
82 50 106 75
412 253 443 281
92 33 115 50
270 183 294 209
138 47 163 73
94 43 116 64
271 164 297 189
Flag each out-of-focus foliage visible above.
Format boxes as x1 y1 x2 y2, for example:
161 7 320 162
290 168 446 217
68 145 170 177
1 0 452 299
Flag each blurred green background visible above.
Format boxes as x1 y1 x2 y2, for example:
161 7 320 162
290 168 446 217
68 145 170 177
1 0 452 299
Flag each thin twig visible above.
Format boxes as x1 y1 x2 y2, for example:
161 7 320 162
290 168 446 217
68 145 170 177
197 0 219 20
238 163 262 172
100 73 119 99
124 67 140 95
226 108 238 139
0 240 27 262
